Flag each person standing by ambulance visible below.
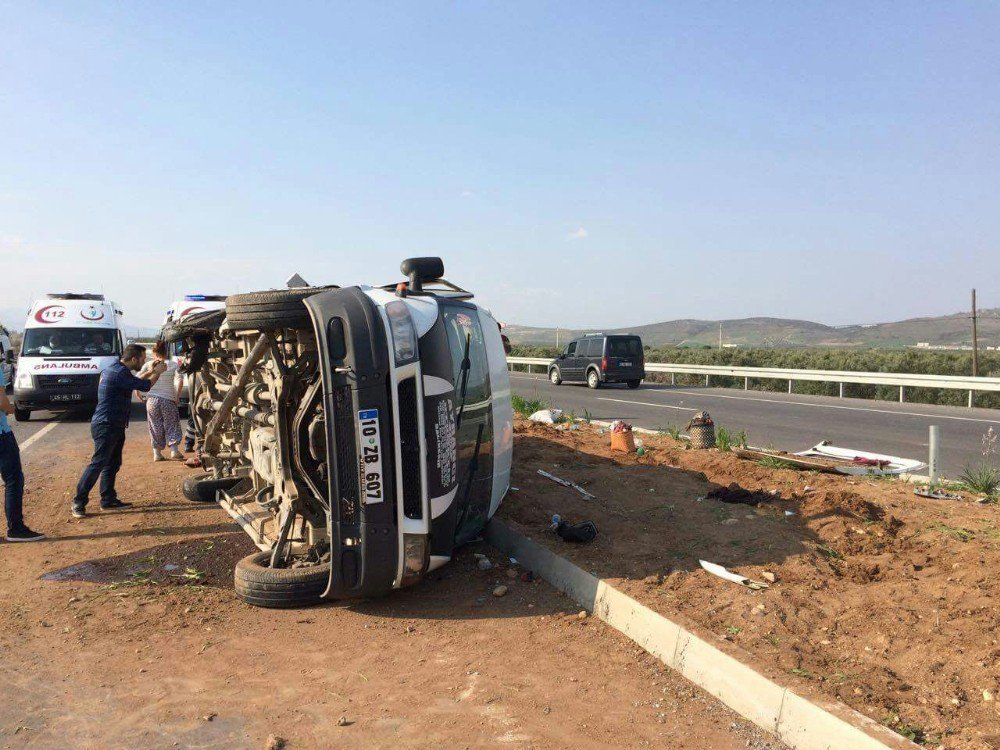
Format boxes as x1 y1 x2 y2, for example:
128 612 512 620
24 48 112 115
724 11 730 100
138 341 184 461
0 368 45 542
72 344 166 518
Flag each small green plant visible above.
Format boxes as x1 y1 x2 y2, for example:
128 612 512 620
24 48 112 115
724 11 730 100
716 427 732 452
511 394 546 417
960 463 1000 498
714 426 748 452
725 626 742 637
816 544 842 560
927 523 975 542
959 427 999 499
881 711 929 744
662 424 681 440
758 456 795 470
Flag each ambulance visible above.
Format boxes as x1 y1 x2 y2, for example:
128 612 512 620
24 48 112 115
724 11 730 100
12 294 126 421
163 295 227 411
163 294 228 329
0 324 14 385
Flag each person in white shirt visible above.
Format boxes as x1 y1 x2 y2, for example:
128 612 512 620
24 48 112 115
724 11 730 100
138 340 185 461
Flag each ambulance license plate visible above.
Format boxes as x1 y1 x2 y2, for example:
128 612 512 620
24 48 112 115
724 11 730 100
357 409 384 504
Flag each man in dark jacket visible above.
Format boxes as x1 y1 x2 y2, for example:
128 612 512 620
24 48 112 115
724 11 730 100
0 368 44 542
72 344 166 518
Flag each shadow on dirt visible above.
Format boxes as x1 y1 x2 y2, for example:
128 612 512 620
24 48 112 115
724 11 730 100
39 530 251 589
500 434 889 582
49 521 236 544
38 530 554 620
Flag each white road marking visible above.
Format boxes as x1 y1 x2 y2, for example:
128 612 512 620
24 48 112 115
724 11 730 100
596 397 693 412
666 390 1000 424
510 373 1000 425
18 421 62 452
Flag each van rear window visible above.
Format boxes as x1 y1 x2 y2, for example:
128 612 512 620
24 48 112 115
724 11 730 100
22 328 120 357
607 337 641 357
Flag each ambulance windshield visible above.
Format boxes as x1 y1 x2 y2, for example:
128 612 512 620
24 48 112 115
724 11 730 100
21 329 120 357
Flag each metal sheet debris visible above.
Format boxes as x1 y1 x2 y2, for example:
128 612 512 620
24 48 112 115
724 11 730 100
537 469 596 500
796 441 926 476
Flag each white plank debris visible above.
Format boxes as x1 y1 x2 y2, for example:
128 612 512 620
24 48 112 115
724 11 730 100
699 560 770 591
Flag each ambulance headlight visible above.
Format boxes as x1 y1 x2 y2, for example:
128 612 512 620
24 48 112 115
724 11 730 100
385 301 418 365
15 371 32 390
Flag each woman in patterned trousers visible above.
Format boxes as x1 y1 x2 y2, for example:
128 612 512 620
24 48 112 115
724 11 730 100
139 340 185 461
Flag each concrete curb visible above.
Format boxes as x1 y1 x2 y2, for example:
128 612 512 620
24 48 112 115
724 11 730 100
486 519 919 750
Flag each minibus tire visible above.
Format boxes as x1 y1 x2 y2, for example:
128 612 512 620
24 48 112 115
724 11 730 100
234 551 330 608
162 309 226 343
225 287 338 331
14 407 30 422
182 474 240 503
626 380 641 389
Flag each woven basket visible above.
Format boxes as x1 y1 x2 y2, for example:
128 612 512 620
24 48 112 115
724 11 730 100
610 431 636 453
689 423 716 449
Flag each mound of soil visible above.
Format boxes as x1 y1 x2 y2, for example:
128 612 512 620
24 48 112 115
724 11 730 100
503 419 1000 749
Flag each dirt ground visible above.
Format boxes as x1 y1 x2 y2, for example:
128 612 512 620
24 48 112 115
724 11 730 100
0 417 785 750
502 419 1000 749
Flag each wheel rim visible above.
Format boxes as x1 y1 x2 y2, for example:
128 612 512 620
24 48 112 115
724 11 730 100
550 370 559 383
588 371 597 386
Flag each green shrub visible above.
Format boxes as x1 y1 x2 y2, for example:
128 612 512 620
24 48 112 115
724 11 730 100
716 427 733 452
758 456 795 470
960 463 1000 498
511 394 546 417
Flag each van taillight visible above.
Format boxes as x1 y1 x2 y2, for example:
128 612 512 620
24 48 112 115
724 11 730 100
601 356 608 371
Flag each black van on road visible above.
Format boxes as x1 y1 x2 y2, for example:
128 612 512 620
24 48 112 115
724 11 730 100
547 334 645 389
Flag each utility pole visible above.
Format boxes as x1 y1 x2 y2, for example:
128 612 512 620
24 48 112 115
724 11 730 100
972 289 979 377
555 328 560 349
718 322 723 350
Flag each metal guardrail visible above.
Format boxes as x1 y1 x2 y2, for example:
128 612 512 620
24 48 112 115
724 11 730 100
506 357 1000 408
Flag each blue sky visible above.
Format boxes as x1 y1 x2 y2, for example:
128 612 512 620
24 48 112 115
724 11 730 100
2 2 998 330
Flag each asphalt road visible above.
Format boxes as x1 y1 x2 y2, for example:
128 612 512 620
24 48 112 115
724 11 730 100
510 373 1000 478
8 404 142 453
12 378 1000 478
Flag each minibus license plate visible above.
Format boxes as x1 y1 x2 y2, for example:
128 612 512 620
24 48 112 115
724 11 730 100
357 409 383 504
52 394 82 402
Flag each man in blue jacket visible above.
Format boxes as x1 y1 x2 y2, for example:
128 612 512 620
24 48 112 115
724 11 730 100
0 367 44 541
72 344 167 518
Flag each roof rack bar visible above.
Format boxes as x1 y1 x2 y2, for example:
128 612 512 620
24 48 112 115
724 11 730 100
46 293 106 301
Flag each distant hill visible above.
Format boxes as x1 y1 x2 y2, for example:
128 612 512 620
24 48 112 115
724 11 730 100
505 308 1000 349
